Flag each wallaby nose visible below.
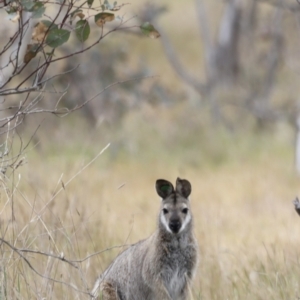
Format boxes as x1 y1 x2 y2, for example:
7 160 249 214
169 220 181 233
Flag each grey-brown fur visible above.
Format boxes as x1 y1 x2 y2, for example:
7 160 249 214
92 178 198 300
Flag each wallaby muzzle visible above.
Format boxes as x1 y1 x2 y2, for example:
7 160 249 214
169 217 181 233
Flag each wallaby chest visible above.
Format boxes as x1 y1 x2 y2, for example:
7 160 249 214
158 237 197 298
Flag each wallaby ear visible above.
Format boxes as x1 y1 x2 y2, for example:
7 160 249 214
176 178 191 198
156 179 174 199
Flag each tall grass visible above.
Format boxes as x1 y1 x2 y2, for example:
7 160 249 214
1 106 300 299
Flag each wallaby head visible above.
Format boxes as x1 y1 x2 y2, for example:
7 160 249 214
156 177 192 235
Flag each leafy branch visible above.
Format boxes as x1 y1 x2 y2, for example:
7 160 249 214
0 0 160 173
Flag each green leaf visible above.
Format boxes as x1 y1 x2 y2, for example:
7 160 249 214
140 22 160 39
29 43 40 52
6 11 19 21
5 6 18 14
41 20 58 30
31 2 45 18
69 9 85 25
21 0 35 11
22 0 45 18
94 12 115 26
41 20 52 27
87 0 94 7
75 20 90 43
46 28 70 48
110 1 121 11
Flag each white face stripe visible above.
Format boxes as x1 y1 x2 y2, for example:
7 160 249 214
179 212 191 233
160 213 172 233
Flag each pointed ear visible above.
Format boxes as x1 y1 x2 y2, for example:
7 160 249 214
176 178 191 198
156 179 174 199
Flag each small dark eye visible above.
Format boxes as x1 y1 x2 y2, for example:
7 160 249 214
162 208 168 214
182 208 188 214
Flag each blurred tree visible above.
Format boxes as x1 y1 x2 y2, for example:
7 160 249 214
146 0 286 126
144 0 300 173
54 41 179 127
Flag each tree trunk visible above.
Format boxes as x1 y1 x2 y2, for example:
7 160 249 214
0 12 34 87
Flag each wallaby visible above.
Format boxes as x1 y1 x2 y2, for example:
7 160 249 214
91 178 198 300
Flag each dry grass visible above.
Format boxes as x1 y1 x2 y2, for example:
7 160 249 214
1 106 300 299
1 1 300 298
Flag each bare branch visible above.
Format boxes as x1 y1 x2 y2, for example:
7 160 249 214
37 143 111 216
64 76 156 114
0 0 144 174
0 237 92 296
0 234 130 297
15 21 139 90
0 65 78 96
157 25 206 95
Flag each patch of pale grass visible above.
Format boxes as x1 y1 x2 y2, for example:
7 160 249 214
1 112 300 299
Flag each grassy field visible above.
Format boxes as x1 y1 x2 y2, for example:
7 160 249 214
1 105 300 299
2 0 300 299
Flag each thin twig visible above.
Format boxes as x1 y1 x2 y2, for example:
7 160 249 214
0 237 92 296
37 143 111 217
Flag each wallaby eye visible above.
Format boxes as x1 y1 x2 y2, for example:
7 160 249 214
162 208 169 214
182 208 188 214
